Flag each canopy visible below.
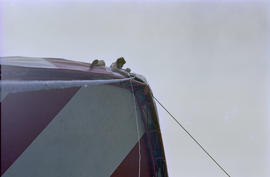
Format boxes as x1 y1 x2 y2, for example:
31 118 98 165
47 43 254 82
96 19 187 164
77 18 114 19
0 56 168 177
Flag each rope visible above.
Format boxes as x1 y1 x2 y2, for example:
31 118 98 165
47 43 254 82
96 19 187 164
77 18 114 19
129 77 141 177
153 96 231 177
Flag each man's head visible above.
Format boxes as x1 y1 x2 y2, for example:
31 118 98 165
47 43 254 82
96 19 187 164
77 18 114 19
116 57 126 68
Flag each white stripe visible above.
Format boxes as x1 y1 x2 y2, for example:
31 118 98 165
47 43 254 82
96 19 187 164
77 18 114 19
0 57 57 69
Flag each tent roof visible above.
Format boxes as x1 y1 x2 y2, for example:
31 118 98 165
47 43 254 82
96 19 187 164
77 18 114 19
0 56 133 81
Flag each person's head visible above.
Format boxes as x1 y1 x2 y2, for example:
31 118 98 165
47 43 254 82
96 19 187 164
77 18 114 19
116 57 126 68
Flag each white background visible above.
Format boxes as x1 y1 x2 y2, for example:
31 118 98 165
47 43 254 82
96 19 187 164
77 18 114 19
1 0 270 176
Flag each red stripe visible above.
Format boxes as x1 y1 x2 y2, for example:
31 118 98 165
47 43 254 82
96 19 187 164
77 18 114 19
111 134 154 177
1 87 80 175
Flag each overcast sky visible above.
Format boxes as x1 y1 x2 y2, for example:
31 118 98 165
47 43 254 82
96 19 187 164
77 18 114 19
1 0 270 176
